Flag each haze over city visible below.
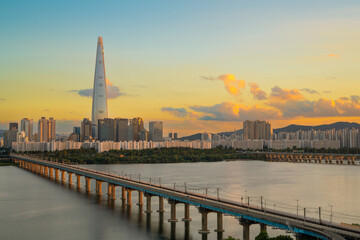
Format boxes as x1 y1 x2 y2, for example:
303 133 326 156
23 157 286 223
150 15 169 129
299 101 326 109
1 1 360 136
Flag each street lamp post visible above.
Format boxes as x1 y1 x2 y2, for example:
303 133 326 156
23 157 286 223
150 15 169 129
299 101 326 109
329 204 333 226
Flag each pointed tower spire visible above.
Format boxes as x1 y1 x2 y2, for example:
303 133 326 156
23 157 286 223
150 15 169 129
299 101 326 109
92 36 108 129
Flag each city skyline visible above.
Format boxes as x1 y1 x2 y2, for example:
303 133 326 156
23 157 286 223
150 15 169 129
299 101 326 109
1 1 360 135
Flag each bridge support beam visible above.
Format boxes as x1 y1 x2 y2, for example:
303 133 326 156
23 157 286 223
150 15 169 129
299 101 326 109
239 219 255 240
182 203 192 222
198 208 210 235
76 175 81 189
157 196 165 213
109 185 116 200
68 172 73 186
214 212 224 240
260 223 267 232
55 169 59 181
96 180 102 196
85 177 91 192
126 189 133 206
61 170 66 183
44 166 49 177
121 187 126 201
137 191 143 206
49 167 53 179
168 200 178 222
144 193 152 213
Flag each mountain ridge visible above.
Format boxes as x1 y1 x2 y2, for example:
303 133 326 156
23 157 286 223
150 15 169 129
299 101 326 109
179 122 360 141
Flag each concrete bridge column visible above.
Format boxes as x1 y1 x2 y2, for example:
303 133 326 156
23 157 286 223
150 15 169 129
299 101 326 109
85 177 91 192
44 166 49 177
214 212 224 239
68 172 73 185
107 183 112 197
137 191 143 206
239 219 254 240
96 180 102 196
144 193 152 213
61 170 66 183
349 156 356 165
168 200 178 222
318 156 323 163
76 175 81 189
157 196 165 213
182 203 192 222
198 208 210 235
55 169 59 181
260 223 267 232
49 167 53 179
126 189 133 206
110 185 116 200
121 187 126 201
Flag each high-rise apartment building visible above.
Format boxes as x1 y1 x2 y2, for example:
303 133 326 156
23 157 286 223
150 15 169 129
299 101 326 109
131 117 145 142
149 121 163 142
92 37 108 132
38 117 56 142
116 118 129 141
80 118 92 141
21 118 33 141
243 120 271 140
98 118 116 141
4 123 18 148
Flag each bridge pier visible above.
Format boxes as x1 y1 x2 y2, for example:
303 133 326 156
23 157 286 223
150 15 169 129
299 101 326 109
214 212 224 240
198 208 210 235
144 193 153 213
96 180 102 196
68 172 73 186
157 196 165 213
137 191 143 206
76 175 81 189
55 169 59 181
182 203 192 222
49 167 53 179
61 170 66 183
168 199 178 222
126 189 133 206
110 185 116 200
239 219 255 240
44 166 49 177
260 223 267 232
121 187 126 201
85 177 91 192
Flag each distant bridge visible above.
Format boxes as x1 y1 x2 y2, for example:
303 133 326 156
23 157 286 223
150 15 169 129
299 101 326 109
10 154 360 240
240 152 360 165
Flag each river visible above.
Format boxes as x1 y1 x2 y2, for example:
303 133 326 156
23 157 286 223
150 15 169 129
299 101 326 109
0 160 359 240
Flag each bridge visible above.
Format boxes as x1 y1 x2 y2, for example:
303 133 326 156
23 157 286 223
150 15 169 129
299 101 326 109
10 154 360 240
240 152 360 165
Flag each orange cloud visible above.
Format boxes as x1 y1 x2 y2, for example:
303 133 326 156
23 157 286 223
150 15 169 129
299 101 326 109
250 83 267 100
218 74 246 95
200 74 246 96
327 54 340 58
270 86 304 101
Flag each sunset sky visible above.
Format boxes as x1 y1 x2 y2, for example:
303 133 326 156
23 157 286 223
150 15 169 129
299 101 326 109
1 1 360 136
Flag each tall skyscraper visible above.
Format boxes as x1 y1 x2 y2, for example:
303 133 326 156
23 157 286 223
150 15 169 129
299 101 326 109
98 118 116 141
149 121 163 142
116 118 129 141
243 120 271 140
131 117 145 142
21 118 33 141
92 36 108 133
80 118 92 141
38 117 56 142
4 123 18 148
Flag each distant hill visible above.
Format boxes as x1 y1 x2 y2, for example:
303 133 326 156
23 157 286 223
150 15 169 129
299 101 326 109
273 122 360 134
179 122 360 141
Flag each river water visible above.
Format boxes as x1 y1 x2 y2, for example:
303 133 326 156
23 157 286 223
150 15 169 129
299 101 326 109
0 160 359 240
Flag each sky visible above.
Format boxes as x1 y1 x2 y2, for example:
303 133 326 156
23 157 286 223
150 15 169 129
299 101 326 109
1 0 360 136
